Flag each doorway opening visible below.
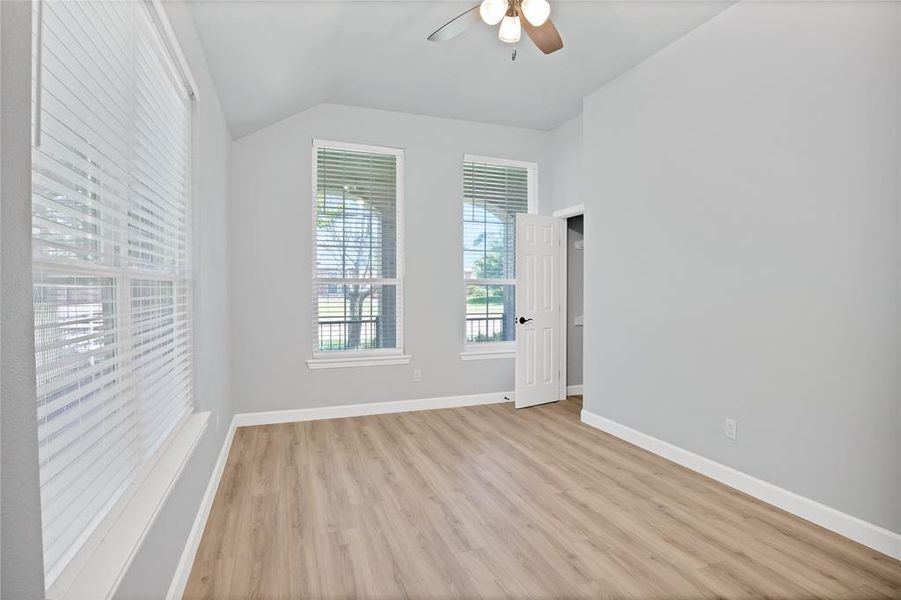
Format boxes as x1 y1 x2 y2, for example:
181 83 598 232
550 203 584 407
565 215 583 402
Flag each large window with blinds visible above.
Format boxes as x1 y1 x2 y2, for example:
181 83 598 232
463 156 535 347
312 140 404 359
31 0 193 584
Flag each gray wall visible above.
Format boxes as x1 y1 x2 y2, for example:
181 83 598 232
582 0 901 532
0 2 46 597
230 104 553 412
114 2 234 598
566 216 583 387
551 113 585 389
549 113 583 215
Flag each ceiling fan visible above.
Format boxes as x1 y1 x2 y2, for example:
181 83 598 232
428 0 563 55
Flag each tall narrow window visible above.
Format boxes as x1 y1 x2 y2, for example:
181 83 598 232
312 141 405 364
463 157 535 348
31 0 193 584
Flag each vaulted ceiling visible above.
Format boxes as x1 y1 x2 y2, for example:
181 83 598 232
187 1 733 138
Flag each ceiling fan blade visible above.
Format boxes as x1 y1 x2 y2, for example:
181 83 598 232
427 5 481 42
521 17 563 54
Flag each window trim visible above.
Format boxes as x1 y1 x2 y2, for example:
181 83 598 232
306 352 413 370
144 0 199 100
462 155 537 354
50 412 209 600
460 342 516 361
309 139 406 367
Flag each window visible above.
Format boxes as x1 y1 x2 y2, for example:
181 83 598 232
31 0 193 584
462 156 535 351
310 141 407 367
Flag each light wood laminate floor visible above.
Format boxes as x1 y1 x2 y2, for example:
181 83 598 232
185 398 901 599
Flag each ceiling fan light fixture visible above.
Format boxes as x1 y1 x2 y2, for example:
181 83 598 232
520 0 550 27
498 13 521 43
479 0 507 26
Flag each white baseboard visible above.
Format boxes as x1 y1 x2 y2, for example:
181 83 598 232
166 416 238 600
233 391 514 427
566 384 583 396
580 409 901 561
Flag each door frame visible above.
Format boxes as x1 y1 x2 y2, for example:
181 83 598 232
551 203 584 400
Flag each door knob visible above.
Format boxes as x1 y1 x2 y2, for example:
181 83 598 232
518 316 533 325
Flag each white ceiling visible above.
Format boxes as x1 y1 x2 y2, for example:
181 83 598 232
187 1 733 138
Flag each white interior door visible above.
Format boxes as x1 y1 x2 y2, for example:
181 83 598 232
515 214 561 408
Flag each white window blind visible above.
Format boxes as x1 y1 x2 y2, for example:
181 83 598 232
31 0 193 584
463 158 532 344
312 141 404 354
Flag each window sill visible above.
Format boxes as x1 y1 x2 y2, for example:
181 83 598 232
307 353 413 369
51 411 210 600
460 346 516 361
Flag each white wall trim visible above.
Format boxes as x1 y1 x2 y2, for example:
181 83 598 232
314 138 404 156
580 409 901 561
57 412 210 600
552 203 584 219
566 384 583 395
146 0 199 100
557 216 571 401
460 348 515 361
166 415 238 600
234 391 514 427
306 353 413 369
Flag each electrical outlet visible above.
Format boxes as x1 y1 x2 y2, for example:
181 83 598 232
412 369 422 383
724 418 737 441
